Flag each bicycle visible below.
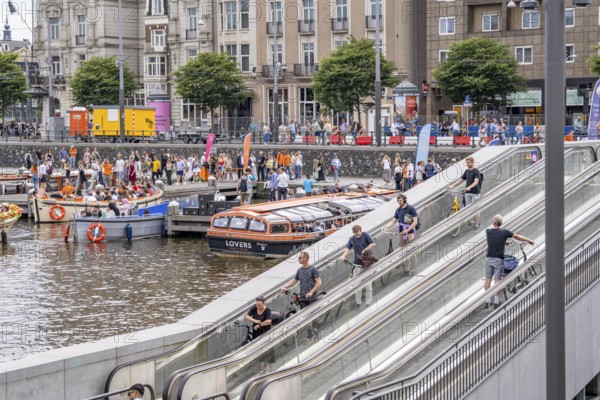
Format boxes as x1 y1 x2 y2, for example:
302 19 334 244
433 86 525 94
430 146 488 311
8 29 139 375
447 190 476 237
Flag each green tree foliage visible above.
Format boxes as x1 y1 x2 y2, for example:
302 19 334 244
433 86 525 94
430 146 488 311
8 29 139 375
588 45 600 76
69 56 137 106
312 36 401 121
0 52 27 122
173 52 251 115
433 37 527 112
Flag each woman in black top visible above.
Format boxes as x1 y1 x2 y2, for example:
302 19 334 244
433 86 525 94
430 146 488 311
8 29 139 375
244 297 274 373
316 155 326 182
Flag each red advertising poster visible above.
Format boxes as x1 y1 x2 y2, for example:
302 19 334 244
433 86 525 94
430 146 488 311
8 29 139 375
406 96 417 118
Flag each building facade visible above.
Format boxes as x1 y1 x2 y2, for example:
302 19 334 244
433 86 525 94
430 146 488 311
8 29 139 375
424 0 600 123
33 0 419 133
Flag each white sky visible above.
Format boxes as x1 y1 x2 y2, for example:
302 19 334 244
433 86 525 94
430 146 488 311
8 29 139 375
2 1 34 43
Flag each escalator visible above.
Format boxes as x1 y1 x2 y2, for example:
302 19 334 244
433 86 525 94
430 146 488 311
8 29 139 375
229 152 600 400
170 148 599 399
105 146 546 397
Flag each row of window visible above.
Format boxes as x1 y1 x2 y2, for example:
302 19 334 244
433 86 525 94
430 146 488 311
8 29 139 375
439 9 577 35
438 44 578 64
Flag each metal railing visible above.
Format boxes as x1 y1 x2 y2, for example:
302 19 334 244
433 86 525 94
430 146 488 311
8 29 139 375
75 35 85 45
331 17 348 31
366 15 383 30
186 29 197 40
266 21 283 35
261 65 285 79
293 63 317 77
298 19 315 33
82 383 155 400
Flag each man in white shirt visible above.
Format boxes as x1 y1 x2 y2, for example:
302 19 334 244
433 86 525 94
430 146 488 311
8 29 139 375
277 167 289 200
115 156 125 185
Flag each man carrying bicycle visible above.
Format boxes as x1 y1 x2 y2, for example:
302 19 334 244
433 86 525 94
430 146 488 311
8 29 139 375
280 251 322 309
447 156 482 230
382 194 420 276
339 225 376 307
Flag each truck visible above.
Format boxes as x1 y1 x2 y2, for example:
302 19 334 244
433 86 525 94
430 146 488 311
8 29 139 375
176 119 235 144
91 105 156 142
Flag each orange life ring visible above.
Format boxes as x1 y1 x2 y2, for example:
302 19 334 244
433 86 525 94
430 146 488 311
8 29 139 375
49 204 66 220
64 224 70 242
87 223 107 243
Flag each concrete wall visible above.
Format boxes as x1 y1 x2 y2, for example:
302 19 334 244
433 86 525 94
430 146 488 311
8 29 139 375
0 142 471 177
465 270 600 400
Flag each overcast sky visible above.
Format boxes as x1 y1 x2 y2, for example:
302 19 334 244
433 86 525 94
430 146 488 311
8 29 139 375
2 1 34 43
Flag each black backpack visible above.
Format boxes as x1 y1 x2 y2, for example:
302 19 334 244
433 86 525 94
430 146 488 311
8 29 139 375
239 177 248 192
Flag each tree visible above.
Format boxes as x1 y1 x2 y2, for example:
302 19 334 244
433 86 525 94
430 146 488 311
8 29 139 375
588 45 600 76
433 37 527 112
0 53 27 124
312 36 401 123
173 52 251 118
69 56 137 106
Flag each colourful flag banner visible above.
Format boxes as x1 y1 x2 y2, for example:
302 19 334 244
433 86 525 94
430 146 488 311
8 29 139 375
416 124 431 165
205 133 216 160
243 132 252 169
587 80 600 140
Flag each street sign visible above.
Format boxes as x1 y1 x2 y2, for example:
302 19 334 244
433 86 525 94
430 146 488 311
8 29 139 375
464 95 472 107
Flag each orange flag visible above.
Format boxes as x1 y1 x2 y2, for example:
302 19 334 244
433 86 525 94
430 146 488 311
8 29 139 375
243 132 251 169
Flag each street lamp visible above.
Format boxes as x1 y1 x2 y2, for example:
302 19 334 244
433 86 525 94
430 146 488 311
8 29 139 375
117 0 125 142
374 0 382 147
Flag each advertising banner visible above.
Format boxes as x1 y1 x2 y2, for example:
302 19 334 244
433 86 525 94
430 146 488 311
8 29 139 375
147 101 170 133
416 124 431 165
587 80 600 140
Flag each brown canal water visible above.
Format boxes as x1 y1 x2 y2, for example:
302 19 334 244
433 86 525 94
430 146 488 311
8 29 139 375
0 220 278 362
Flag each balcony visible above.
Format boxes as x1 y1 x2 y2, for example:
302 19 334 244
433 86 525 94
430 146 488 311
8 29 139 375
262 65 286 79
331 17 348 32
293 64 317 77
298 20 315 34
266 21 283 36
186 29 197 40
75 35 85 45
365 15 383 30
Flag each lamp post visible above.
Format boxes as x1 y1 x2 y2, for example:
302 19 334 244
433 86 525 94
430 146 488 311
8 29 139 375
271 1 280 144
374 0 382 147
46 9 54 122
117 0 125 142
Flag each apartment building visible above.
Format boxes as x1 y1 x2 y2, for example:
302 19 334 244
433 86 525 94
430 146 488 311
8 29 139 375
33 0 418 132
424 0 599 120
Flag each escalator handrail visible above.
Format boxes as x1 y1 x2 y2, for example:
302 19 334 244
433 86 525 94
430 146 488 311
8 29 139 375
160 147 547 397
244 160 600 400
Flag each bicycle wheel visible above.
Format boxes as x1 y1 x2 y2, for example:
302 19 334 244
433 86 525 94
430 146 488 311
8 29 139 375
447 209 461 237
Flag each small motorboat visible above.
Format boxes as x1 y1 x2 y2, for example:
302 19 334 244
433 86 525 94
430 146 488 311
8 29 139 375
0 203 23 241
71 212 165 243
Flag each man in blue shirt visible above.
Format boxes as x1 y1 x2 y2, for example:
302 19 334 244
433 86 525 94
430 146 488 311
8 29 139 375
382 194 419 276
268 168 278 202
303 174 314 196
340 225 376 306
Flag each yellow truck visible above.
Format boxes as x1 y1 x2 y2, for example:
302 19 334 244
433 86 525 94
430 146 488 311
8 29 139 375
91 106 156 142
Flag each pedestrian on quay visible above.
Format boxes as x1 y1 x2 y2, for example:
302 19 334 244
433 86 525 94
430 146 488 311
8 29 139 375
295 151 303 180
69 145 77 169
303 174 315 196
245 168 257 205
339 225 376 307
382 194 420 276
267 168 278 201
331 154 342 182
277 167 290 200
101 159 113 188
316 155 326 182
381 155 391 186
237 169 250 205
484 215 534 303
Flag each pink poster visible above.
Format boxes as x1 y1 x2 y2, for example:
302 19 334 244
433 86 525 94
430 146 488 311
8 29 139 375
147 101 170 133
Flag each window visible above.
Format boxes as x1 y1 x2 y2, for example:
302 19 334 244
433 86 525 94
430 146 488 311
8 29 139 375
188 49 198 61
566 44 575 63
213 217 230 228
334 40 347 50
249 220 266 232
271 43 283 64
335 0 348 19
439 50 449 62
268 88 288 124
146 83 166 97
134 92 145 106
230 217 248 230
370 0 382 16
522 10 540 29
224 1 237 30
482 12 499 32
303 43 315 65
181 98 202 126
240 0 249 29
439 17 455 35
49 17 60 40
51 56 61 76
565 8 574 27
77 15 86 36
515 46 533 64
271 1 282 23
241 44 250 72
151 29 165 47
152 0 163 15
222 44 237 58
145 56 166 76
270 224 289 233
302 0 315 21
188 7 197 30
78 54 87 62
299 87 318 125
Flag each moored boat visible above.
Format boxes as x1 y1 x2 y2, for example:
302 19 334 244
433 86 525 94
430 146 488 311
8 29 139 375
30 189 164 223
207 193 392 258
0 204 23 239
72 213 165 243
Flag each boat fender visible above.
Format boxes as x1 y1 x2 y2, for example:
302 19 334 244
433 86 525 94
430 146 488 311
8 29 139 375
64 224 70 242
49 204 66 221
1 230 7 243
125 223 133 241
87 223 106 243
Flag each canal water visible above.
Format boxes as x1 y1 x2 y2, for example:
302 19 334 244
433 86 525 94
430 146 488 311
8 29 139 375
0 220 279 363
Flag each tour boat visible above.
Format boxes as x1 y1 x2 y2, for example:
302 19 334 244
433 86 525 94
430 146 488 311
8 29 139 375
30 189 164 223
207 193 394 258
71 213 165 243
0 204 23 237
